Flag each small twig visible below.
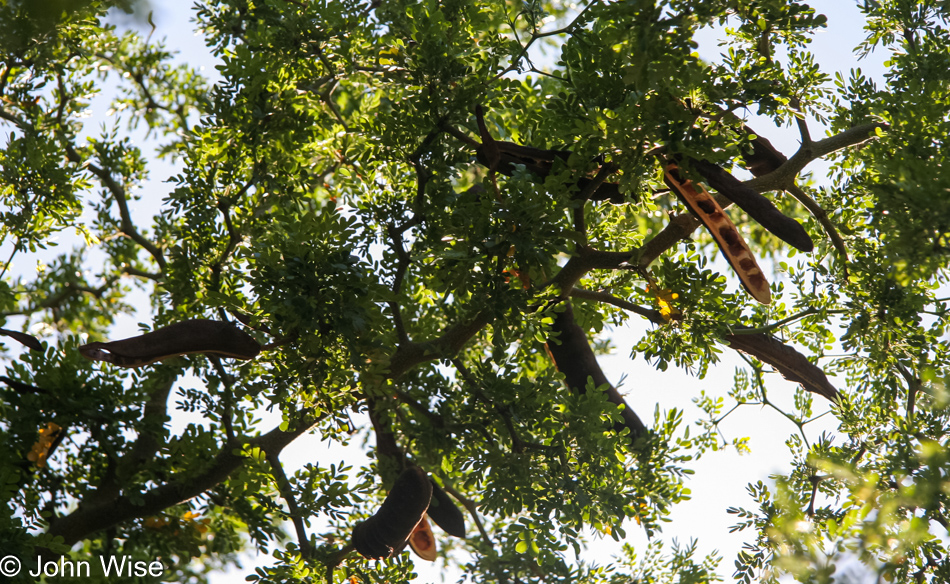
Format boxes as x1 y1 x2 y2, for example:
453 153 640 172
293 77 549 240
208 355 236 442
452 359 524 453
325 542 355 584
441 122 481 148
213 181 253 273
442 483 492 545
391 387 445 428
896 363 921 420
322 79 350 132
729 307 849 335
789 97 812 146
805 474 822 516
122 266 161 281
56 75 167 270
570 288 665 325
265 449 313 559
0 276 121 318
785 184 850 272
489 3 597 84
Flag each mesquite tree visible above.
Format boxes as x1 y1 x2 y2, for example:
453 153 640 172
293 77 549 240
2 0 949 582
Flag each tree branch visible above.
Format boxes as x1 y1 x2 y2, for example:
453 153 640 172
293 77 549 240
265 449 313 559
570 287 665 325
785 184 850 267
389 309 494 378
744 123 889 193
43 414 322 553
56 73 166 271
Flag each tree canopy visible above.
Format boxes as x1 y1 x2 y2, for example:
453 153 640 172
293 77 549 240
2 0 950 582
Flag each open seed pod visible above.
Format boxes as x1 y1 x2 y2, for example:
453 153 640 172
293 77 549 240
79 319 261 368
407 515 437 561
352 465 433 560
664 163 772 305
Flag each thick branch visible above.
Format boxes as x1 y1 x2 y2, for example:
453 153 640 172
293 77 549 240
688 158 813 252
388 310 494 378
44 416 321 551
637 123 886 269
637 212 701 269
114 374 176 484
744 123 888 193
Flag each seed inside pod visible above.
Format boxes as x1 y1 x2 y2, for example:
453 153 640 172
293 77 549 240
664 162 772 305
408 515 437 561
352 466 433 560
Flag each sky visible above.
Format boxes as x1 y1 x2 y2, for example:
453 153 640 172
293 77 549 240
20 1 894 582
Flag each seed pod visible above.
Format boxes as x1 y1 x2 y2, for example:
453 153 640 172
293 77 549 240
664 163 771 305
689 158 814 252
79 319 261 368
407 515 437 561
741 126 788 177
352 466 433 560
0 328 43 352
426 480 466 538
725 333 839 402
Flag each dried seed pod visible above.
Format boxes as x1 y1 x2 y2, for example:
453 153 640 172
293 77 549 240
79 319 261 368
664 163 772 305
407 515 437 561
689 158 814 252
426 480 466 538
472 106 623 203
352 466 433 560
741 126 788 177
0 328 43 352
725 333 839 402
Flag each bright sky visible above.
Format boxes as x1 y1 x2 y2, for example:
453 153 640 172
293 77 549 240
40 2 891 582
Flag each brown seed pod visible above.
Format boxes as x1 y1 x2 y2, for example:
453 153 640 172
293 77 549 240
664 163 772 305
352 466 433 560
407 515 437 561
741 126 788 177
426 480 466 538
79 319 261 368
0 328 43 352
725 333 839 402
688 158 814 252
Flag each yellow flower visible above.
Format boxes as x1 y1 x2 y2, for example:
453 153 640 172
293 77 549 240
27 423 62 468
646 285 682 321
